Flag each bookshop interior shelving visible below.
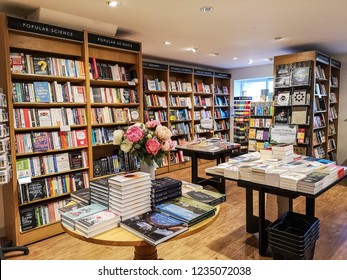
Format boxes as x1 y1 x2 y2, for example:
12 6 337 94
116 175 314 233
273 50 340 160
0 14 232 246
142 61 232 174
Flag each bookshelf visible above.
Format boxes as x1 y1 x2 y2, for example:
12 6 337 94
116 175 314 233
142 61 169 174
213 72 232 141
0 14 143 245
248 101 273 151
233 96 252 152
273 51 341 159
193 69 214 140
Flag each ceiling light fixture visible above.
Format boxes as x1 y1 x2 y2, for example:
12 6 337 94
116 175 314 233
248 59 253 64
209 52 219 56
200 6 213 13
163 41 171 45
190 48 198 53
233 57 238 60
273 36 283 41
107 1 120 7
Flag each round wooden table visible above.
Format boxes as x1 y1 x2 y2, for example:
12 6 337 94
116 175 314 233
62 206 220 260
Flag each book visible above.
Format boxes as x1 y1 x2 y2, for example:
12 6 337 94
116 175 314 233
19 207 36 231
274 108 289 123
69 151 83 169
151 177 182 193
32 56 48 75
276 91 291 106
291 106 307 124
108 171 151 187
120 211 188 246
274 64 291 87
75 209 120 232
291 66 311 86
71 188 90 204
26 180 46 202
154 196 216 226
32 131 50 151
291 89 308 106
181 186 226 206
58 202 86 215
74 129 88 146
33 81 51 103
37 109 52 127
61 203 107 224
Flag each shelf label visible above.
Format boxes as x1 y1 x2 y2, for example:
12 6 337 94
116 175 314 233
316 52 330 65
143 61 168 70
331 59 341 69
169 66 193 74
60 125 71 132
127 81 136 86
194 69 213 76
214 72 232 79
7 16 84 42
88 33 141 52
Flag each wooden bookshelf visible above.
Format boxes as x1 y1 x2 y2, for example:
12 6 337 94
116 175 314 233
273 51 341 159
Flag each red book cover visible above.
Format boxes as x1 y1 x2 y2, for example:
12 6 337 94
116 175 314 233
90 57 99 80
74 129 88 147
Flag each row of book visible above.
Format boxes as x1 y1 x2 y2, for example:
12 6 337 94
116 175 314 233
248 128 270 141
169 95 192 107
169 81 192 92
248 140 271 152
213 132 230 141
169 109 192 121
90 107 139 124
13 107 86 128
19 199 71 231
10 52 86 78
89 57 136 81
194 109 212 120
274 61 312 88
193 96 212 107
145 110 168 122
250 101 274 116
249 118 272 128
145 78 167 92
194 124 209 133
214 120 230 131
275 89 311 106
170 122 192 136
12 81 86 103
15 129 88 154
18 171 89 205
16 150 88 178
90 87 139 104
329 106 338 120
144 94 168 107
214 96 229 106
214 108 230 119
93 153 140 178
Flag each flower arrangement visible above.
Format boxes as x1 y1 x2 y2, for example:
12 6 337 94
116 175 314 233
113 120 173 167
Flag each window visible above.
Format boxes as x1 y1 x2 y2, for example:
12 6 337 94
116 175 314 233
234 77 273 101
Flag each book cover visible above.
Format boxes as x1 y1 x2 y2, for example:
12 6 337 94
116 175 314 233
32 131 50 151
274 108 289 123
37 109 52 127
108 171 151 185
274 64 291 87
291 66 311 86
182 188 226 206
20 207 36 231
276 91 291 106
291 106 307 124
33 81 51 103
151 177 182 192
62 203 107 222
291 89 307 106
74 129 88 146
16 158 31 178
58 202 85 214
26 180 46 202
76 209 120 229
32 56 48 75
69 151 83 169
154 196 216 225
120 211 188 246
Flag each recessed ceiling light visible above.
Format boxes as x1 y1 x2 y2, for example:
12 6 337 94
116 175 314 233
190 48 198 53
200 6 213 13
233 57 238 60
107 1 120 7
209 52 219 56
163 41 171 45
248 59 253 64
273 36 283 41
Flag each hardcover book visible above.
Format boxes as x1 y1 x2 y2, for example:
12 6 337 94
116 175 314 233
291 89 308 106
120 211 188 246
108 171 151 186
75 209 120 230
181 187 226 206
32 131 50 151
151 177 182 193
276 91 291 106
33 81 51 103
32 56 48 75
61 203 107 223
20 207 36 231
291 66 311 86
26 180 46 202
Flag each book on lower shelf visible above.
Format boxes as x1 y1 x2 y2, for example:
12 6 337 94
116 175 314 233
120 211 189 246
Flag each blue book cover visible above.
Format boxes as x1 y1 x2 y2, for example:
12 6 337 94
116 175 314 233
33 81 51 102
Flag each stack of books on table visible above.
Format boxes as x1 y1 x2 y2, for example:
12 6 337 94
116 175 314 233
61 203 107 230
75 209 120 238
154 196 216 226
271 144 294 163
238 162 260 181
71 188 90 205
250 164 276 184
264 167 290 187
181 182 226 206
224 165 240 180
108 172 152 220
58 202 86 216
120 211 188 246
296 171 328 194
90 178 109 207
279 172 307 191
151 177 182 206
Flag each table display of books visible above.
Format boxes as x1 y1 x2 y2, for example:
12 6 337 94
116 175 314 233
108 172 152 220
120 211 188 246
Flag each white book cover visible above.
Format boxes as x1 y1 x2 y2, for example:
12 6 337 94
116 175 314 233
37 109 52 127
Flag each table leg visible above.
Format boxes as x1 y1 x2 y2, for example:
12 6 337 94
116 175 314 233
258 188 268 256
191 154 198 184
245 188 258 233
306 197 315 217
134 245 158 260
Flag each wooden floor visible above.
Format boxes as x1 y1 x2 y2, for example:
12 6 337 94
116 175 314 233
5 160 347 260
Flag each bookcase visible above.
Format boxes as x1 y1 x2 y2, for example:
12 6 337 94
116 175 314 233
0 14 143 245
273 51 341 159
248 101 273 151
233 96 252 152
142 61 169 174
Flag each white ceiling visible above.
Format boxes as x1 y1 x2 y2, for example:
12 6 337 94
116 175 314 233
1 0 347 70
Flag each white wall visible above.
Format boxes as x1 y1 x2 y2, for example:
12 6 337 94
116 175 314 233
332 54 347 165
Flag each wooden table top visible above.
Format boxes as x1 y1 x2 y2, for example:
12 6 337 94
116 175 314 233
62 205 220 247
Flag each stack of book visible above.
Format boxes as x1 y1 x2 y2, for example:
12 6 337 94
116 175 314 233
90 178 109 208
154 196 216 226
120 211 188 246
181 183 226 206
71 188 90 205
151 177 182 206
264 167 290 187
61 203 107 230
296 171 328 194
279 172 307 191
108 172 152 220
238 162 259 181
75 209 120 238
250 164 276 184
271 144 294 163
224 165 240 180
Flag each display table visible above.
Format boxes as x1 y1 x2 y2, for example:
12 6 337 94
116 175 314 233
61 205 220 260
176 143 240 193
206 170 347 256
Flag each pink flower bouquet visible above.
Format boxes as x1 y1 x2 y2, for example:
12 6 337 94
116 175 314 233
113 120 173 166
